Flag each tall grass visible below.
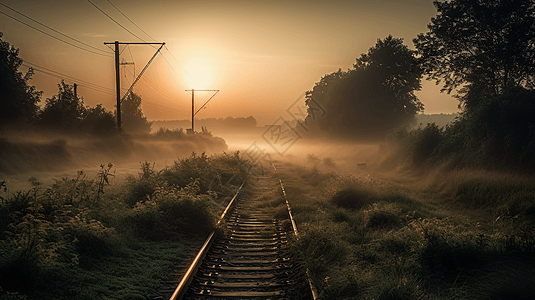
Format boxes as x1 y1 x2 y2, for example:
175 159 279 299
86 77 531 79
433 169 535 218
282 165 535 299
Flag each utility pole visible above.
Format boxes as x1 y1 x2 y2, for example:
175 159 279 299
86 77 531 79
104 41 164 130
191 89 194 134
185 89 219 134
114 41 121 129
73 83 78 99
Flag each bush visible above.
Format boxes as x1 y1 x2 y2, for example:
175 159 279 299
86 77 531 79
65 210 118 258
0 151 249 298
330 187 373 210
407 122 443 167
366 208 403 230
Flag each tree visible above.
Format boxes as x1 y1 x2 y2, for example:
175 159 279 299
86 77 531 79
305 35 423 140
39 81 117 137
79 104 117 137
120 91 152 135
39 81 84 132
0 32 42 130
414 0 535 111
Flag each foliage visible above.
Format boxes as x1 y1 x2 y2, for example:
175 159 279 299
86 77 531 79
407 122 444 167
153 127 186 139
0 32 42 130
414 0 535 111
120 92 152 135
79 104 117 137
306 35 423 140
160 151 248 194
0 151 248 298
38 81 117 137
390 88 535 172
39 81 85 132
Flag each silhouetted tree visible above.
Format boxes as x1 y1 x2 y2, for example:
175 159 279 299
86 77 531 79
0 32 42 130
39 81 84 132
80 104 117 137
39 81 117 137
306 35 423 140
120 91 152 135
414 0 535 111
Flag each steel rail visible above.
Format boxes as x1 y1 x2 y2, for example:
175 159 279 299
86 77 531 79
169 180 246 300
271 162 319 300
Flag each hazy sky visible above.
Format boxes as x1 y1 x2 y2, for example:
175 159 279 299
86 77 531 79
1 0 460 125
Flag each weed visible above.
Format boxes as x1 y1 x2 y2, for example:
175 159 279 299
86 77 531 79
96 163 114 202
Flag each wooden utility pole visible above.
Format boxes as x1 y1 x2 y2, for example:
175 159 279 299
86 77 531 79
185 89 219 133
114 41 121 129
191 89 195 133
104 41 164 130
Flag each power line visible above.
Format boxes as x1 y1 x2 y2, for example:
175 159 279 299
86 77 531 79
0 10 113 57
162 45 198 86
0 3 112 55
87 0 196 88
86 0 146 42
106 0 156 41
24 61 115 92
26 66 115 96
22 61 120 95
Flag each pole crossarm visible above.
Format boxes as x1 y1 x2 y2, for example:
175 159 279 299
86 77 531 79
104 42 164 45
185 89 220 132
104 41 165 129
184 89 220 116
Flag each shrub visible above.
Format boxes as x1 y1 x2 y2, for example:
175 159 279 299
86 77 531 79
365 203 403 230
330 187 373 210
407 122 443 167
65 210 118 258
300 166 334 186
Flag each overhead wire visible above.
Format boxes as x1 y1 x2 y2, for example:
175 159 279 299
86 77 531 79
89 0 196 88
123 66 183 105
24 65 115 96
122 68 183 113
163 45 198 86
0 10 113 57
106 0 156 41
0 1 187 116
86 0 214 118
0 3 112 55
23 61 126 95
86 0 146 42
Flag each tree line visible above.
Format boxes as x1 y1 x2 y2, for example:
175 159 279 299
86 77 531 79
0 31 151 137
305 0 535 171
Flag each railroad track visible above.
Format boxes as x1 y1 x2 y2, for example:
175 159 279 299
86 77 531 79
169 172 315 300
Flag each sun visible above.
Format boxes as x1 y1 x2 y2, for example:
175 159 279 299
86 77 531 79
184 57 214 90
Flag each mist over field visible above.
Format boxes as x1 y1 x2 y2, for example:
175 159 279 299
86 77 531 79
2 0 535 299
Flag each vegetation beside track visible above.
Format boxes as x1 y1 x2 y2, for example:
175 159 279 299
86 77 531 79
279 164 535 300
0 152 250 300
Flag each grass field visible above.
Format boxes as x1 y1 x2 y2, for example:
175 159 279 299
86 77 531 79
276 163 535 300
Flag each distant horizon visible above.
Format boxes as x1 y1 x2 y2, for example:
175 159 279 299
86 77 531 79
150 112 461 128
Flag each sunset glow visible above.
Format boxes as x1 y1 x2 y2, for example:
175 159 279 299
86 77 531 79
0 0 461 125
